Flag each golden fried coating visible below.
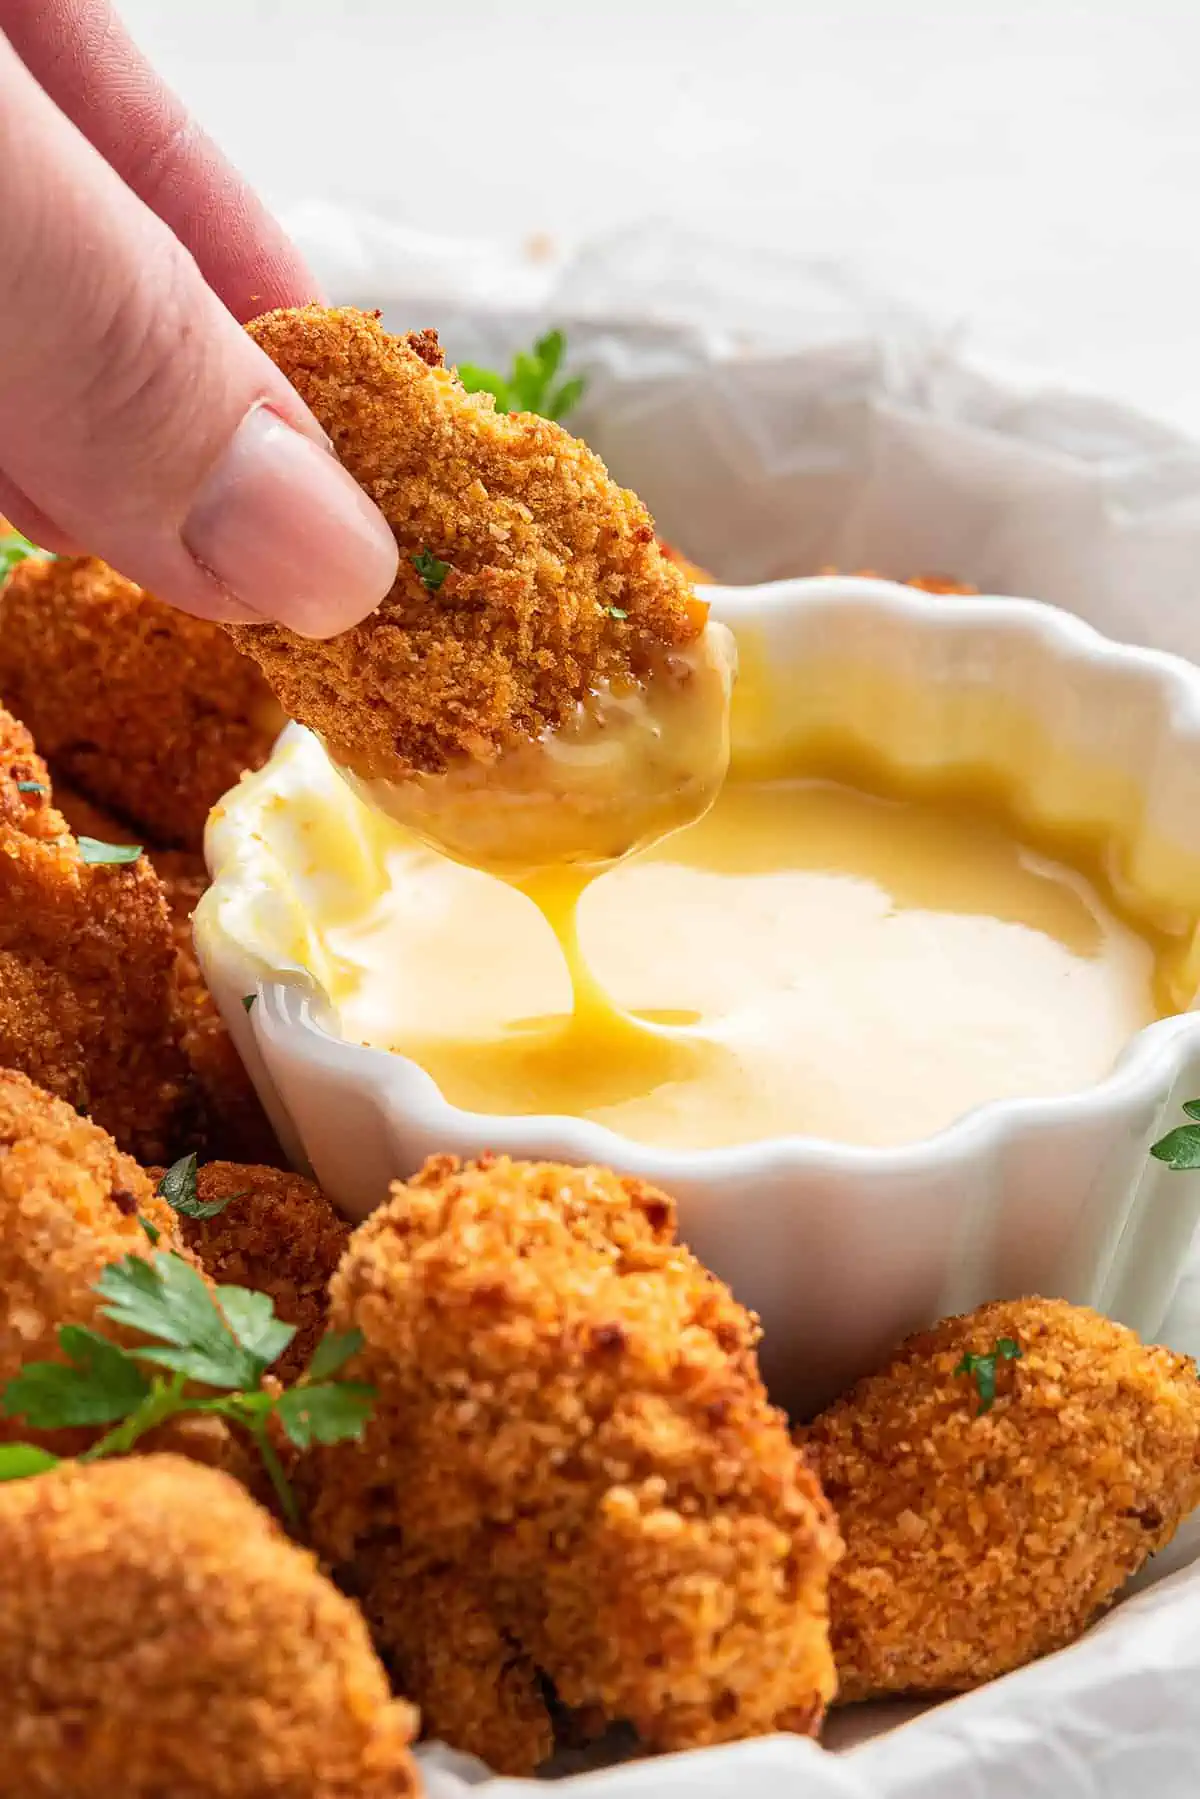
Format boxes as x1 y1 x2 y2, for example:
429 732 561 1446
0 1455 419 1799
313 1154 840 1769
50 783 278 1162
0 710 193 1162
803 1296 1200 1703
0 1069 178 1451
0 555 281 849
169 1162 349 1384
228 307 709 779
156 861 281 1164
350 1542 554 1774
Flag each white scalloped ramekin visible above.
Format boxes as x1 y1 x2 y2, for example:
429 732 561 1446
196 577 1200 1413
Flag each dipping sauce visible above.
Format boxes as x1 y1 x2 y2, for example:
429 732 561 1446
326 766 1183 1150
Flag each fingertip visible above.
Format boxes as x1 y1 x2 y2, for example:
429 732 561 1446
183 405 399 639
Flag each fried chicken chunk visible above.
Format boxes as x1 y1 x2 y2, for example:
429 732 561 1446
0 555 281 849
0 1456 419 1799
171 1162 349 1384
227 307 710 781
0 1069 178 1450
0 710 192 1161
349 1542 554 1775
803 1296 1200 1703
313 1154 840 1771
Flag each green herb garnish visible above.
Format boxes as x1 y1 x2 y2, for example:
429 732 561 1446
156 1152 241 1221
411 550 451 594
0 530 53 582
77 837 142 866
955 1337 1022 1415
16 780 45 794
0 1254 374 1522
458 329 586 423
603 606 629 621
1151 1100 1200 1170
0 1444 60 1483
241 993 257 1013
138 1215 160 1246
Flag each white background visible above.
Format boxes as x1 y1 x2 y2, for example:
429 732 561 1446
120 0 1200 431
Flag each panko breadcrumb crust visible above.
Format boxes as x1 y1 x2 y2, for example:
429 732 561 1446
803 1296 1200 1702
0 709 194 1162
312 1154 840 1772
228 307 708 778
0 1456 419 1799
0 555 281 850
348 1544 555 1775
50 784 280 1165
165 1161 350 1385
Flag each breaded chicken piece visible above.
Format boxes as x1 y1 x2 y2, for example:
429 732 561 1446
0 555 281 850
803 1296 1200 1703
349 1542 554 1774
0 1455 419 1799
164 1162 349 1384
227 307 710 781
0 1069 179 1450
312 1154 840 1770
50 784 278 1162
0 709 193 1162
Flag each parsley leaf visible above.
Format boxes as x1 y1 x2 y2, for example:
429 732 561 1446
1152 1102 1200 1169
603 605 629 621
241 993 257 1013
457 329 586 423
138 1215 160 1246
77 837 142 866
95 1251 261 1389
0 530 52 581
411 549 451 594
955 1337 1022 1415
306 1328 365 1381
2 1326 150 1428
275 1381 376 1449
15 780 44 794
0 1444 60 1482
156 1152 238 1221
0 1250 375 1517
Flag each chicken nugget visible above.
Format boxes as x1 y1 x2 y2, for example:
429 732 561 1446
803 1296 1200 1702
0 1455 419 1799
313 1154 840 1768
0 710 193 1161
165 1161 349 1384
227 307 734 872
0 555 282 850
348 1541 554 1774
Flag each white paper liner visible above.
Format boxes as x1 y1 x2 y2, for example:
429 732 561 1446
281 207 1200 1798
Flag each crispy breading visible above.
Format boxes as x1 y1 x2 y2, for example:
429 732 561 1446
312 1154 840 1770
349 1542 554 1774
0 555 281 849
227 307 709 779
156 861 281 1164
0 1455 419 1799
0 1069 178 1450
803 1296 1200 1703
167 1162 349 1384
50 783 279 1163
0 709 193 1161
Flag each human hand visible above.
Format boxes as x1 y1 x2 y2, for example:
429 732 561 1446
0 1 399 634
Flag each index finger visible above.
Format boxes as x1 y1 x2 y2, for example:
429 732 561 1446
2 0 318 321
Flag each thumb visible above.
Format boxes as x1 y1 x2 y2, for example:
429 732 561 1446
0 33 398 634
